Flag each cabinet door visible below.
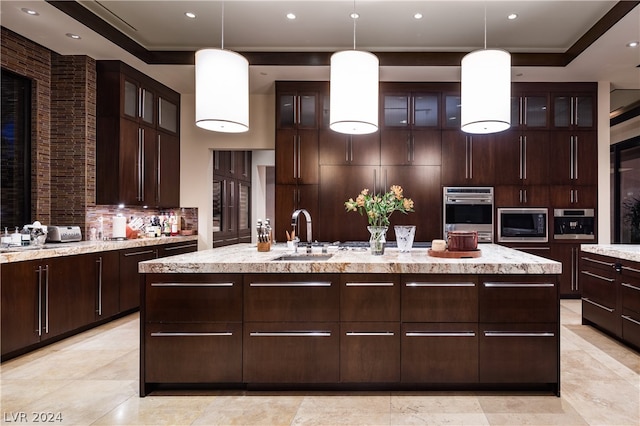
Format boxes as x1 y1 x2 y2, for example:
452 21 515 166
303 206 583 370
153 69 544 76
118 120 141 204
553 95 594 129
277 92 318 129
511 95 548 129
95 251 120 320
158 97 178 134
401 323 478 383
319 130 380 165
318 165 378 242
402 275 478 322
341 322 400 383
494 131 549 185
160 241 198 257
341 275 400 322
549 185 597 208
122 78 139 119
550 244 581 297
275 129 319 184
384 165 442 242
380 129 441 166
1 261 41 356
156 132 180 207
549 131 597 186
46 255 96 338
494 185 549 207
119 247 158 312
441 130 494 185
141 126 157 205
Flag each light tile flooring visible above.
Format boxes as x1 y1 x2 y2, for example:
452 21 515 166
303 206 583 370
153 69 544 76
1 300 639 425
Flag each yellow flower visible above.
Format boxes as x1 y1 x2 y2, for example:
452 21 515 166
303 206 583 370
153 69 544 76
403 198 414 210
391 185 403 200
344 185 415 227
356 194 366 207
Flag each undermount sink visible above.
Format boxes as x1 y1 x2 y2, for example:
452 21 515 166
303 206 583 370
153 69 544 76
271 253 334 262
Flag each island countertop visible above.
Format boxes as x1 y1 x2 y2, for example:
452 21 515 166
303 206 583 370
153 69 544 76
581 244 640 263
139 243 561 275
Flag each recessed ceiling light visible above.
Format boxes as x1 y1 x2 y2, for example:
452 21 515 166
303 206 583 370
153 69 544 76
185 12 196 19
286 13 296 20
66 33 81 40
508 13 518 20
21 8 39 16
628 41 639 48
414 13 423 20
350 12 360 19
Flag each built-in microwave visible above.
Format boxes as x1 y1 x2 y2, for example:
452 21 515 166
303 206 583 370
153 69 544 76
497 208 548 243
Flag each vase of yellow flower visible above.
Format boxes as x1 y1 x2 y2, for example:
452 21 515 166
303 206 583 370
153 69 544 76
345 185 415 255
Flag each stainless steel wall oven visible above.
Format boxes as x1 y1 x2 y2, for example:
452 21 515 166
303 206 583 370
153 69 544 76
443 187 494 242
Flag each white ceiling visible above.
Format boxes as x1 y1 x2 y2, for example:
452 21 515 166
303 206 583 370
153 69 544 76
1 0 639 101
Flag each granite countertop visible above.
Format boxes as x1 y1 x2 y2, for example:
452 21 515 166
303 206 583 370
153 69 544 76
139 243 562 275
581 244 640 263
0 235 198 264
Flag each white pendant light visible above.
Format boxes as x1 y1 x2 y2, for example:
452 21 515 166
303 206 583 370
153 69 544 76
329 3 379 135
461 7 511 134
195 3 249 133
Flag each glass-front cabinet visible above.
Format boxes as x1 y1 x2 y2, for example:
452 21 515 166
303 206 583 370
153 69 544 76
382 93 439 128
511 95 548 128
552 94 594 129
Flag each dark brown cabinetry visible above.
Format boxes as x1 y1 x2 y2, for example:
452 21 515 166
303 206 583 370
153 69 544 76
213 151 252 247
620 260 640 349
94 250 120 320
478 276 559 385
441 130 494 186
143 273 243 385
1 255 95 358
319 130 380 166
552 93 595 130
550 243 583 298
243 274 340 383
96 61 181 207
340 275 400 383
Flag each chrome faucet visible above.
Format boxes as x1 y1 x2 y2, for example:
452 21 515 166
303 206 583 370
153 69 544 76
291 209 312 253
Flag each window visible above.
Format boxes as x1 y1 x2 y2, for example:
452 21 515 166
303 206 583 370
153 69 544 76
1 70 32 230
612 137 640 243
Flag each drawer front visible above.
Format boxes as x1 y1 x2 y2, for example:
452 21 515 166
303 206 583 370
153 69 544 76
479 277 557 323
621 311 640 350
582 297 620 336
145 322 242 383
341 275 400 322
580 269 616 308
401 323 479 383
621 281 640 313
244 274 338 322
402 275 478 322
579 253 617 274
145 274 242 322
243 322 339 383
479 323 558 384
340 322 400 383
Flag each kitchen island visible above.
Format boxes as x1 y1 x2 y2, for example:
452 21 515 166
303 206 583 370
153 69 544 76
138 243 562 396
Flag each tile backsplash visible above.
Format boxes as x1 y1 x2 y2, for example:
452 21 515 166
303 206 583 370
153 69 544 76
86 206 197 240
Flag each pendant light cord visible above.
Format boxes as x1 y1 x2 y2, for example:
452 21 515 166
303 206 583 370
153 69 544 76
352 0 357 50
483 3 487 50
221 1 225 50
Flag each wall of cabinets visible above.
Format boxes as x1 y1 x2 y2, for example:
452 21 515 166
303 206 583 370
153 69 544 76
1 240 197 361
96 61 181 208
275 81 598 266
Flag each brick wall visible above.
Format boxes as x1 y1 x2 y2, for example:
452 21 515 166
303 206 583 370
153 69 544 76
1 27 51 224
51 53 97 226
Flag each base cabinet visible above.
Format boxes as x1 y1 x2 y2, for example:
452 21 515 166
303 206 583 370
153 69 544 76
119 247 159 312
141 272 559 395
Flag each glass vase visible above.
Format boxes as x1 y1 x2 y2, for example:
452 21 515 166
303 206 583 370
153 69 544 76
367 225 388 255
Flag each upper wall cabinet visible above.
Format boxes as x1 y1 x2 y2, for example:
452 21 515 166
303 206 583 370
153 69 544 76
96 61 181 207
382 92 440 129
552 94 595 129
277 84 321 129
510 93 549 129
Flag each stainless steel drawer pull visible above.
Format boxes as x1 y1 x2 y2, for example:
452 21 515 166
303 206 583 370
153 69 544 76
580 271 615 283
164 243 198 251
346 332 395 336
406 282 475 287
484 332 554 337
250 282 332 287
124 249 156 257
151 282 234 287
581 257 615 267
622 315 640 326
511 247 551 251
150 332 233 337
346 282 394 287
406 332 476 337
582 297 615 312
483 282 554 288
621 265 640 274
621 282 640 292
249 331 331 337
